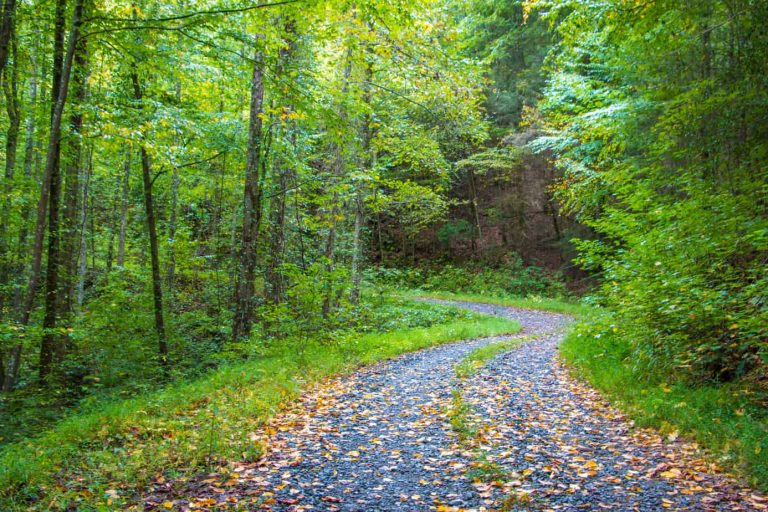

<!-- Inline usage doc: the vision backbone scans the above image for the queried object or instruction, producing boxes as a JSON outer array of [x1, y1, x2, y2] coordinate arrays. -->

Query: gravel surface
[[147, 301, 765, 511]]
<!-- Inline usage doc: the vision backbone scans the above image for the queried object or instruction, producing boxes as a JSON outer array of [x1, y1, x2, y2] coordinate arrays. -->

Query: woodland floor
[[144, 302, 767, 511]]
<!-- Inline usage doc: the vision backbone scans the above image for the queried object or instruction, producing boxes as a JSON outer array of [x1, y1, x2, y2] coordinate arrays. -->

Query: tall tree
[[39, 0, 85, 380], [59, 12, 89, 323], [20, 0, 67, 327], [232, 35, 267, 341], [131, 70, 169, 368]]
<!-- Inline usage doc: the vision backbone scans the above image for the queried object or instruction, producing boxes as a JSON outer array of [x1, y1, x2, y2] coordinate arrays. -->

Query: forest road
[[147, 301, 764, 511]]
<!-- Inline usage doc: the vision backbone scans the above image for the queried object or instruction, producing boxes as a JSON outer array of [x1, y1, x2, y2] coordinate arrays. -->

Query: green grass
[[395, 288, 592, 317], [449, 339, 520, 442], [0, 303, 519, 511], [454, 336, 527, 379], [560, 311, 768, 491], [447, 389, 478, 442]]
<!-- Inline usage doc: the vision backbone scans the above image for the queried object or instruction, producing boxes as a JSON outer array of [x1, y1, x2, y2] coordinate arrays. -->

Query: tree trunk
[[166, 166, 179, 292], [265, 21, 296, 305], [39, 0, 84, 381], [0, 0, 17, 81], [116, 145, 131, 267], [75, 145, 91, 308], [1, 26, 20, 312], [468, 167, 482, 249], [13, 34, 37, 315], [131, 70, 169, 368], [321, 51, 352, 319], [20, 0, 67, 327], [0, 64, 15, 386], [349, 56, 374, 305], [59, 24, 88, 321], [166, 82, 182, 295], [265, 162, 288, 304], [232, 41, 266, 341], [349, 192, 364, 304], [3, 37, 36, 391]]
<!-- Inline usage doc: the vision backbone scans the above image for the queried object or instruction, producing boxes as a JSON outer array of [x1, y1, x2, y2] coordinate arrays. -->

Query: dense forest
[[0, 0, 766, 509]]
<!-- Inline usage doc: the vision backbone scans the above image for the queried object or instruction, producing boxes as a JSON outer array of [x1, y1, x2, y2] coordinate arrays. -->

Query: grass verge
[[560, 311, 768, 491], [0, 304, 519, 511]]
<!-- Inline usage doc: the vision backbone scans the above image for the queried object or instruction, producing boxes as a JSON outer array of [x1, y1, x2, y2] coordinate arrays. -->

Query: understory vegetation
[[371, 256, 567, 299]]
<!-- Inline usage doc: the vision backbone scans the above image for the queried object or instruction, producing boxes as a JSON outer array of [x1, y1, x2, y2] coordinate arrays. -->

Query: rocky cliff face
[[416, 131, 593, 280]]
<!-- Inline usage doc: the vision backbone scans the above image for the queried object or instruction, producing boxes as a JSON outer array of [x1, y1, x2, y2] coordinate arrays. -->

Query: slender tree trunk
[[293, 173, 307, 272], [265, 163, 288, 304], [468, 167, 482, 243], [265, 20, 296, 305], [232, 40, 266, 341], [0, 45, 17, 387], [349, 192, 364, 304], [0, 0, 17, 81], [20, 0, 67, 327], [1, 26, 20, 312], [377, 211, 384, 264], [3, 37, 36, 391], [349, 56, 374, 305], [75, 146, 91, 308], [59, 25, 88, 322], [166, 82, 182, 295], [39, 0, 84, 381], [116, 145, 131, 267], [166, 166, 179, 292], [211, 150, 225, 244], [131, 71, 169, 367], [321, 52, 352, 319], [13, 36, 37, 315]]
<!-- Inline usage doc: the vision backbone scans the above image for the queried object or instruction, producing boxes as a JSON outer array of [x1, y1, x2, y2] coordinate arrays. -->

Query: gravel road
[[146, 301, 764, 511]]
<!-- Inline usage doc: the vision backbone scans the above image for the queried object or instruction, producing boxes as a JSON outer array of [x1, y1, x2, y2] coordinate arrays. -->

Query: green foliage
[[455, 147, 523, 179], [562, 312, 768, 490], [456, 0, 553, 128], [437, 219, 476, 246], [0, 0, 494, 458], [532, 0, 768, 382]]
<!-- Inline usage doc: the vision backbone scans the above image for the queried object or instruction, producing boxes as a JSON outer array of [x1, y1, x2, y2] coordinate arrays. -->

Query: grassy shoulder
[[395, 288, 591, 317], [0, 300, 519, 510], [560, 311, 768, 491]]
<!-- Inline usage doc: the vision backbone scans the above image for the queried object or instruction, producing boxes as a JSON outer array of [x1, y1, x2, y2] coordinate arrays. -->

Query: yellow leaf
[[660, 468, 682, 479]]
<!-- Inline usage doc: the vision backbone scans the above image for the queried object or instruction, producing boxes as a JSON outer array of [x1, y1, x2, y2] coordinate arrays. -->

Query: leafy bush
[[534, 0, 768, 383]]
